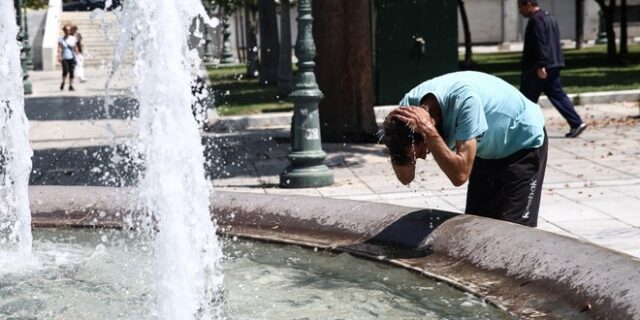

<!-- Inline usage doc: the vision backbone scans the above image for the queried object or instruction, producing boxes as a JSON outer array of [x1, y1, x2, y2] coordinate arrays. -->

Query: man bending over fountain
[[382, 71, 547, 227]]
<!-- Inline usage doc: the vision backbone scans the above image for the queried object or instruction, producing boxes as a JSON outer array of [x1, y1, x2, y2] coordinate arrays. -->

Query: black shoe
[[60, 83, 64, 90], [565, 123, 587, 138], [69, 86, 75, 91]]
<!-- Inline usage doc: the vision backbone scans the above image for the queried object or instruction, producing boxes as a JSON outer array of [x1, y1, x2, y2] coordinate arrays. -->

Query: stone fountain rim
[[28, 185, 640, 320]]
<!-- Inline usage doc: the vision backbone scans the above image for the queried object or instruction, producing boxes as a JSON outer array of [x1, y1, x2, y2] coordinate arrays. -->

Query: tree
[[258, 0, 279, 85], [313, 0, 377, 142], [594, 0, 618, 61], [277, 0, 293, 98], [619, 0, 628, 58], [23, 0, 48, 9], [244, 1, 259, 78], [211, 0, 259, 77], [458, 0, 474, 69]]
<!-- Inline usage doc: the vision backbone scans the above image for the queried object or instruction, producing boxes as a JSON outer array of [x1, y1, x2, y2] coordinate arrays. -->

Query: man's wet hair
[[382, 117, 424, 166], [518, 0, 538, 6]]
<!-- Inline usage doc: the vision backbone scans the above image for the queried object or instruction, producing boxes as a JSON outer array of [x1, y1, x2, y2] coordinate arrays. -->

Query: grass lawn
[[209, 44, 640, 116], [207, 65, 293, 116], [470, 44, 640, 94]]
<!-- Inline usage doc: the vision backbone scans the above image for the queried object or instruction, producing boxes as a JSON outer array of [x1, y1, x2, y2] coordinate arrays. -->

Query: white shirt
[[58, 35, 77, 60]]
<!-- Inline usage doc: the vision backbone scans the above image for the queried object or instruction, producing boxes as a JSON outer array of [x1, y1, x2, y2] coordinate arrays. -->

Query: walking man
[[383, 71, 547, 227], [518, 0, 587, 138]]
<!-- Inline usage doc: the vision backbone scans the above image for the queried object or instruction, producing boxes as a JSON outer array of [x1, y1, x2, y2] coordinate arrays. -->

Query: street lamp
[[220, 9, 235, 64], [279, 0, 333, 188], [202, 1, 215, 65], [14, 0, 32, 94]]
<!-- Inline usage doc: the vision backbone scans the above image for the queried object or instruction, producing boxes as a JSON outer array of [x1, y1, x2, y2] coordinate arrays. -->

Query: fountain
[[0, 0, 34, 266], [109, 0, 223, 318], [2, 0, 640, 319]]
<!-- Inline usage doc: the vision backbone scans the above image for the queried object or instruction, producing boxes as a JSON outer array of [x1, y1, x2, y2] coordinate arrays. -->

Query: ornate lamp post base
[[23, 81, 32, 94], [280, 163, 334, 188]]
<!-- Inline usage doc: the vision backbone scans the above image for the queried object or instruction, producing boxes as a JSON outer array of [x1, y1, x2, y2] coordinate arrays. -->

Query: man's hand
[[388, 106, 439, 139], [537, 67, 547, 79]]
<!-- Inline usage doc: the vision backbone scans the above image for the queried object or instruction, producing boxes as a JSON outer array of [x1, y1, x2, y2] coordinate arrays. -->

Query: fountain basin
[[28, 186, 640, 319], [1, 228, 511, 319]]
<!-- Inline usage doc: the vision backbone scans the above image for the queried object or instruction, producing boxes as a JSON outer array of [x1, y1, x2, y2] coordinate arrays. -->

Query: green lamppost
[[220, 10, 235, 64], [595, 10, 608, 44], [22, 6, 34, 71], [14, 0, 32, 94], [279, 0, 333, 188], [202, 1, 215, 65]]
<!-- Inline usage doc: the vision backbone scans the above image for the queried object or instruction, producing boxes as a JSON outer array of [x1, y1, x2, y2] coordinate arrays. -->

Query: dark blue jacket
[[521, 10, 565, 72]]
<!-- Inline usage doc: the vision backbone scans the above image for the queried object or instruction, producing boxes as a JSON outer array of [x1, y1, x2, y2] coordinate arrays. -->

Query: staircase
[[59, 11, 133, 68]]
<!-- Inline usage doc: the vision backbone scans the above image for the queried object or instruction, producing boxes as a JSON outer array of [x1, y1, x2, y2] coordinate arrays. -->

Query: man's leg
[[68, 60, 76, 90], [520, 71, 544, 103], [61, 60, 69, 90], [495, 133, 548, 227], [465, 158, 502, 221], [543, 68, 583, 129]]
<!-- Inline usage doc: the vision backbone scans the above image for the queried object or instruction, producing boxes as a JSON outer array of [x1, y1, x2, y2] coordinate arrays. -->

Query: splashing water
[[0, 1, 34, 260], [113, 0, 223, 318]]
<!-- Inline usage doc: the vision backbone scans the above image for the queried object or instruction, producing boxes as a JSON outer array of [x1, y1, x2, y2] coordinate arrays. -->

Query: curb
[[205, 89, 640, 132]]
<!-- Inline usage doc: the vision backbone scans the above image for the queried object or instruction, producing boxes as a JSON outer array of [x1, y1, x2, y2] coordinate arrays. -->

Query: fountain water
[[111, 0, 223, 318], [0, 0, 34, 263]]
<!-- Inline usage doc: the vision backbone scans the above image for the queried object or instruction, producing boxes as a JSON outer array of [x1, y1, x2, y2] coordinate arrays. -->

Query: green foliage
[[23, 0, 49, 10], [207, 65, 293, 116], [469, 44, 640, 94], [208, 0, 258, 12]]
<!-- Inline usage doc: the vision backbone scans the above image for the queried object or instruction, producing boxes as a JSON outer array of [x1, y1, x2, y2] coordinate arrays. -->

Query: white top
[[58, 35, 77, 60]]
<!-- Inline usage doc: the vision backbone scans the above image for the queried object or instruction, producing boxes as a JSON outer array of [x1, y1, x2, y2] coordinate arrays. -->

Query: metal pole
[[14, 0, 32, 94], [23, 6, 33, 71], [220, 9, 235, 64], [279, 0, 333, 188], [203, 2, 215, 64]]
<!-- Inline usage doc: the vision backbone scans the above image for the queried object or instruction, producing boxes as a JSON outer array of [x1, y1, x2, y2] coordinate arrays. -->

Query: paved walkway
[[24, 67, 640, 258]]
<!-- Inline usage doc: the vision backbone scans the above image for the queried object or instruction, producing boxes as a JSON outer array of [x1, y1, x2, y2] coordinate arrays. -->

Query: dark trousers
[[520, 68, 582, 128], [465, 131, 548, 227], [62, 58, 76, 79]]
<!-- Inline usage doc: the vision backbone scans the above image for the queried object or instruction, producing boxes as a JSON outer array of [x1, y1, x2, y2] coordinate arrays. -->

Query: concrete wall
[[41, 0, 62, 71], [26, 9, 48, 70]]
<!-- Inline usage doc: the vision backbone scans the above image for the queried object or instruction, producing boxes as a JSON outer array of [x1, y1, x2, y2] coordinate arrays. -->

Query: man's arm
[[425, 135, 476, 187], [390, 106, 477, 187], [533, 16, 549, 78]]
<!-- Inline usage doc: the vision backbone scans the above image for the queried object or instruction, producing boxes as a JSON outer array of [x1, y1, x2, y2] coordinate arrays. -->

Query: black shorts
[[62, 59, 76, 78], [465, 131, 548, 227]]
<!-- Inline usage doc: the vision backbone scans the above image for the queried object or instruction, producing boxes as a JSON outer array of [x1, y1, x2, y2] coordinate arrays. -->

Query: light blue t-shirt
[[399, 71, 545, 159]]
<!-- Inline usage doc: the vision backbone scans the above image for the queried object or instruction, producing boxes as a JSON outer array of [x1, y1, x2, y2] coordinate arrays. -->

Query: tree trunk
[[594, 0, 617, 62], [313, 0, 377, 142], [458, 0, 474, 68], [277, 0, 293, 98], [575, 0, 585, 49], [259, 0, 280, 86], [620, 0, 628, 57], [244, 4, 259, 78]]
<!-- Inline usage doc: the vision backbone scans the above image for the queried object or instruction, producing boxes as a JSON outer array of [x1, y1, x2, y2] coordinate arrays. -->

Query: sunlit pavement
[[24, 67, 640, 258]]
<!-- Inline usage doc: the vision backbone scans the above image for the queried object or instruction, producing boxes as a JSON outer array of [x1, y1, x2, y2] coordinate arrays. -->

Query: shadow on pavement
[[29, 129, 387, 186], [25, 96, 139, 121], [30, 145, 142, 186]]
